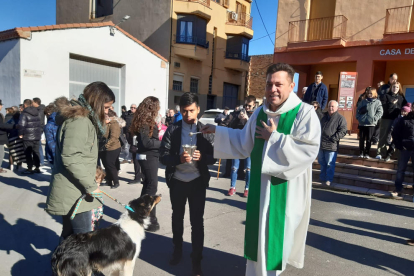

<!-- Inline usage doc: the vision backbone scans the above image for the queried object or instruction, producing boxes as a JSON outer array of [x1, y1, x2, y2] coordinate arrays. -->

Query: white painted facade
[[0, 26, 169, 115]]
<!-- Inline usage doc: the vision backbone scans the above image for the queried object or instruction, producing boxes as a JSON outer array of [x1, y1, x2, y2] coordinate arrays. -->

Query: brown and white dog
[[52, 194, 162, 276]]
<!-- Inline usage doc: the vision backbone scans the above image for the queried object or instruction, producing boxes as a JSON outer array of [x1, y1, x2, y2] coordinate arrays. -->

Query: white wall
[[18, 27, 168, 113], [0, 39, 21, 115]]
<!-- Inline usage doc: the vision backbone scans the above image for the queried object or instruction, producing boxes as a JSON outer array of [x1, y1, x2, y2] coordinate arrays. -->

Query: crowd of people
[[1, 62, 414, 276], [303, 71, 414, 201]]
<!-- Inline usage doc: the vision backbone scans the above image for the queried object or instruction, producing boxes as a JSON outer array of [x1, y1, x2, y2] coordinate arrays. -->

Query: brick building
[[247, 54, 273, 105]]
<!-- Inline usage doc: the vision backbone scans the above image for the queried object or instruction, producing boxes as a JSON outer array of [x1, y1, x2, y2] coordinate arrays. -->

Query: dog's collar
[[125, 205, 135, 213]]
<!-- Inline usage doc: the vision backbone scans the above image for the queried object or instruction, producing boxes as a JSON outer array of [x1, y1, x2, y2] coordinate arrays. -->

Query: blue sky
[[0, 0, 277, 56]]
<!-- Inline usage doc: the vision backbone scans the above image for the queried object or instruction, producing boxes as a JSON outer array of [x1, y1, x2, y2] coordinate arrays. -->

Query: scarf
[[73, 94, 106, 137]]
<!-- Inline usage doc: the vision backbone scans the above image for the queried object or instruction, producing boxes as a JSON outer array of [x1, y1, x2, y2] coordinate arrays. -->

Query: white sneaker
[[375, 155, 382, 160], [364, 155, 370, 159], [358, 154, 364, 158]]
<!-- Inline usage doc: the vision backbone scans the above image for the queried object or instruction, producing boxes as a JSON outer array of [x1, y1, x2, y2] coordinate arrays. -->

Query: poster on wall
[[338, 72, 357, 111]]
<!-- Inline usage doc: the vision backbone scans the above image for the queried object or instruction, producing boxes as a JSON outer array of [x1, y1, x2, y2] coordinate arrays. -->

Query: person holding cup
[[160, 92, 215, 276]]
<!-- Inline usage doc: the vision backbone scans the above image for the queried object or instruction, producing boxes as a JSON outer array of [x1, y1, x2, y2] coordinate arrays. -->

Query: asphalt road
[[0, 161, 413, 276]]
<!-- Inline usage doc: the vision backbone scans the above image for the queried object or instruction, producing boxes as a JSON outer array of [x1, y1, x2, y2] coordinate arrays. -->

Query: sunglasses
[[130, 107, 136, 109]]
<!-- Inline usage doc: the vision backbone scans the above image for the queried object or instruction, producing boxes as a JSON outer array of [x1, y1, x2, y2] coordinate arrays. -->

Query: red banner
[[338, 72, 358, 111]]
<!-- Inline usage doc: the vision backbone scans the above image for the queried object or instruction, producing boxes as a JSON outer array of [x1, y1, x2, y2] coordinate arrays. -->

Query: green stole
[[244, 103, 302, 271]]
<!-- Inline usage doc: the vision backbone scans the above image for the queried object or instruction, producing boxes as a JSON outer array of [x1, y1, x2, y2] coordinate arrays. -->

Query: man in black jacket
[[18, 99, 42, 174], [318, 100, 347, 186], [32, 98, 45, 165], [160, 92, 215, 276]]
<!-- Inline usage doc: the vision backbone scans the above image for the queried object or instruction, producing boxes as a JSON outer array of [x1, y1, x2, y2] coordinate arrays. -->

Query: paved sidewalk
[[0, 161, 413, 276]]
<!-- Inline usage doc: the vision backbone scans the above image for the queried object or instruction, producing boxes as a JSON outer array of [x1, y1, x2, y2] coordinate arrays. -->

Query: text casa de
[[380, 48, 414, 56]]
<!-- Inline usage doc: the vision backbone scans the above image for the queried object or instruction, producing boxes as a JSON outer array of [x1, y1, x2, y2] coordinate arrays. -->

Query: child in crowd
[[91, 166, 106, 231]]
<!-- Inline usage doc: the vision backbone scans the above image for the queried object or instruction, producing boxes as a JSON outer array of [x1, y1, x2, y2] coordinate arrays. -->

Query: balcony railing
[[384, 5, 414, 34], [288, 15, 347, 43], [226, 11, 253, 29], [175, 0, 210, 7], [225, 51, 250, 62], [176, 35, 210, 48]]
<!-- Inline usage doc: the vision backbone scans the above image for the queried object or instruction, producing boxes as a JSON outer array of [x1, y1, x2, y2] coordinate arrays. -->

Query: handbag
[[98, 136, 108, 152]]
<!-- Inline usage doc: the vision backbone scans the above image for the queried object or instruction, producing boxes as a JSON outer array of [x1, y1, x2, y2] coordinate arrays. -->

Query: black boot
[[146, 216, 160, 232], [192, 261, 203, 276], [169, 246, 182, 266]]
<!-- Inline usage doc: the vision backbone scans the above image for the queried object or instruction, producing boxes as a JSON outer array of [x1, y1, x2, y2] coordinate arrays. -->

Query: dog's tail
[[51, 239, 91, 276]]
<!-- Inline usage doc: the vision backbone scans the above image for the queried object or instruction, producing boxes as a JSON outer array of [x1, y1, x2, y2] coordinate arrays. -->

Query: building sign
[[379, 48, 414, 56], [24, 69, 44, 78], [338, 72, 357, 111]]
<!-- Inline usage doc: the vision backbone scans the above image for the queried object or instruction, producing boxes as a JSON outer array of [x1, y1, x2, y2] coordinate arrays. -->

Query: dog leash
[[70, 190, 134, 220]]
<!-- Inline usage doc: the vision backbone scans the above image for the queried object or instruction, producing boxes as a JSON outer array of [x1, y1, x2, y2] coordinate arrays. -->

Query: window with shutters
[[173, 74, 184, 91]]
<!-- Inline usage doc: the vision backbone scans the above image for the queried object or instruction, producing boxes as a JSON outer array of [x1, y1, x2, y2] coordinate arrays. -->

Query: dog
[[52, 194, 162, 276]]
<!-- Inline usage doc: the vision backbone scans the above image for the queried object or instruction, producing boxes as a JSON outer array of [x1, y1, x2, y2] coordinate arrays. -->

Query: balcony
[[174, 0, 212, 21], [287, 15, 347, 50], [225, 11, 254, 38], [174, 35, 209, 61], [224, 52, 250, 72], [385, 5, 414, 34]]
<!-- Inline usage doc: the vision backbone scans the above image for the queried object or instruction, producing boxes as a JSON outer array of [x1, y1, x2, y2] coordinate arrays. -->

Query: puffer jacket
[[160, 120, 216, 188], [37, 104, 46, 127], [356, 98, 383, 126], [320, 112, 347, 152], [18, 106, 42, 141], [392, 112, 414, 151], [44, 112, 59, 164], [381, 91, 407, 120], [45, 102, 101, 216]]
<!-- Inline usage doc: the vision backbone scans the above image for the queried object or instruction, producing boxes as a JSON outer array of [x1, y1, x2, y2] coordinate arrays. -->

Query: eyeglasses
[[130, 107, 136, 109]]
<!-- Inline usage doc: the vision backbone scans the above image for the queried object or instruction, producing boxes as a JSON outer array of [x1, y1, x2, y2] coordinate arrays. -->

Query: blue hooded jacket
[[173, 112, 183, 123], [44, 112, 59, 164]]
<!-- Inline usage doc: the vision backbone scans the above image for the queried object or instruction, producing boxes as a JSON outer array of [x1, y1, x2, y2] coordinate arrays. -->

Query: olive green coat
[[45, 105, 101, 216]]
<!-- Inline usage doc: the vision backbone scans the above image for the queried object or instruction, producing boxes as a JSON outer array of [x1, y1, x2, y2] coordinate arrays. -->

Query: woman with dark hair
[[46, 81, 115, 241], [311, 101, 323, 120], [99, 109, 123, 189], [130, 96, 161, 232], [376, 82, 407, 159]]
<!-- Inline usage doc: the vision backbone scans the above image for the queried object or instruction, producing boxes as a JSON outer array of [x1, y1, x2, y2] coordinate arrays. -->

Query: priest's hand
[[180, 151, 192, 163], [256, 119, 277, 141], [192, 150, 201, 161], [201, 124, 216, 134]]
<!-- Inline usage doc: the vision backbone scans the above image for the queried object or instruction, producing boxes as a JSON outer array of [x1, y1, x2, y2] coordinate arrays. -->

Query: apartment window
[[223, 83, 239, 109], [94, 0, 113, 18], [173, 74, 184, 91], [176, 14, 209, 48], [190, 78, 199, 93], [226, 35, 250, 62]]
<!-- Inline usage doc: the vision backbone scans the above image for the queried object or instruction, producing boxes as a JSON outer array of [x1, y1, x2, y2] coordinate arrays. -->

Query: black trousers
[[60, 210, 92, 241], [23, 140, 40, 170], [372, 120, 381, 143], [359, 126, 375, 155], [138, 155, 159, 218], [170, 177, 206, 263], [132, 152, 144, 181], [99, 148, 121, 186]]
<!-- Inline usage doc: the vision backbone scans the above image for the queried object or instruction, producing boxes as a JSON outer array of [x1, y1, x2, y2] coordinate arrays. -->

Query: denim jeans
[[230, 157, 251, 189], [60, 210, 93, 242], [395, 150, 414, 192], [38, 142, 44, 165], [318, 150, 337, 182]]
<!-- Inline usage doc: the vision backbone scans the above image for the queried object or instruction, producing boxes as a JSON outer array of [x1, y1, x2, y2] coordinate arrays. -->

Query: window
[[173, 74, 184, 91], [176, 14, 209, 48], [190, 78, 199, 93], [94, 0, 113, 18], [226, 35, 250, 62], [223, 83, 239, 109]]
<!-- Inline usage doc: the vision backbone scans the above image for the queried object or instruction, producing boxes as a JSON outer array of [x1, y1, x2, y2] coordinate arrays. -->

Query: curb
[[312, 182, 414, 203]]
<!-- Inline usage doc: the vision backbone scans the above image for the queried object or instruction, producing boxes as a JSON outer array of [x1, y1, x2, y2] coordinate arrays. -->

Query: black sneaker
[[169, 248, 183, 266], [128, 179, 141, 185], [111, 183, 120, 189], [33, 168, 41, 173], [22, 169, 33, 174]]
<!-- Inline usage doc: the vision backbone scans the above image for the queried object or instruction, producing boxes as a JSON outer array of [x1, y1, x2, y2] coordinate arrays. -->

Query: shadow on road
[[0, 175, 49, 196], [306, 231, 412, 275], [140, 232, 246, 276], [312, 189, 414, 218], [0, 213, 59, 276]]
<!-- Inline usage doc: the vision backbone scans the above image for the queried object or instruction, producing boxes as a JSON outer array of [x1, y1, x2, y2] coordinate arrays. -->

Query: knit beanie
[[402, 103, 412, 113]]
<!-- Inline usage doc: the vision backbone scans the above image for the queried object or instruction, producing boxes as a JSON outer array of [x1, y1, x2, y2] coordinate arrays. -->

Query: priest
[[201, 63, 321, 276]]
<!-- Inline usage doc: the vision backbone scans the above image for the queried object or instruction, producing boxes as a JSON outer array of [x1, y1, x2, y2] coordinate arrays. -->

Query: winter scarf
[[74, 94, 106, 137]]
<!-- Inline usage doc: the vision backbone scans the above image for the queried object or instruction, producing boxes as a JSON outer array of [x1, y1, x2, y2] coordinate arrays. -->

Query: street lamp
[[110, 15, 130, 36]]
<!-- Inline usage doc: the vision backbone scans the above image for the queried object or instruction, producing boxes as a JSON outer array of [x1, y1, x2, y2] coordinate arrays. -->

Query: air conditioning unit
[[231, 12, 238, 21]]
